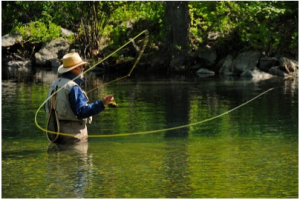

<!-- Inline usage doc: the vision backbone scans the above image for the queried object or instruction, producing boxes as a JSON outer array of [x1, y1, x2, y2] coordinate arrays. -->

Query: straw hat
[[58, 53, 89, 74]]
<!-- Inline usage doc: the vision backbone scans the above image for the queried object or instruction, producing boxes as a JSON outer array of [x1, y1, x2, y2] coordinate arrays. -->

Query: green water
[[2, 72, 298, 198]]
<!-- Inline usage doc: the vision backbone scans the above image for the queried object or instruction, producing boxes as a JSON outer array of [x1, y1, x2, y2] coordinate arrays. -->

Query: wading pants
[[54, 120, 88, 144]]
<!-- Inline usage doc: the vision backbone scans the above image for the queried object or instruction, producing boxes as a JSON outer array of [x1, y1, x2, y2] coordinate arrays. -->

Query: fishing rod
[[35, 30, 149, 137]]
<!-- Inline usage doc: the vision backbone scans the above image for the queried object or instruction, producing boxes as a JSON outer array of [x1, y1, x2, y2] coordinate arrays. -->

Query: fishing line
[[80, 87, 275, 137], [34, 28, 274, 139], [34, 30, 149, 136], [86, 31, 149, 94], [36, 84, 274, 137]]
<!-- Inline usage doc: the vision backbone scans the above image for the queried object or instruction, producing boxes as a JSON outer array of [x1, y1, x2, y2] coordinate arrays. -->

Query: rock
[[215, 57, 226, 70], [240, 67, 273, 79], [61, 28, 74, 37], [35, 38, 70, 67], [269, 66, 288, 77], [35, 48, 54, 65], [50, 58, 61, 68], [2, 34, 22, 47], [232, 51, 261, 73], [219, 55, 233, 74], [279, 57, 298, 73], [258, 57, 278, 72], [196, 68, 215, 75]]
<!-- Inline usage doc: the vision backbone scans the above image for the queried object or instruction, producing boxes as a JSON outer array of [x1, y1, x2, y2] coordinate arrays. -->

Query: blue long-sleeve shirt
[[62, 72, 105, 119]]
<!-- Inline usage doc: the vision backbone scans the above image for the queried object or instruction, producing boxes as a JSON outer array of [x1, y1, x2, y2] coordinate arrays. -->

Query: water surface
[[2, 68, 298, 198]]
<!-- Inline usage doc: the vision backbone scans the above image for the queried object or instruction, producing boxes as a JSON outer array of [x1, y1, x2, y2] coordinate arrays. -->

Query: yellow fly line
[[35, 30, 149, 137], [35, 29, 274, 138], [36, 85, 274, 138]]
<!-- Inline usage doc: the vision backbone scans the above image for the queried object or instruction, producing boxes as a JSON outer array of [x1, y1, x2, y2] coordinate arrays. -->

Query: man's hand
[[101, 95, 114, 106]]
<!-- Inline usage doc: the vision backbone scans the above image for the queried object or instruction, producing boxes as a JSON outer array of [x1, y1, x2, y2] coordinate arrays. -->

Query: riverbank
[[2, 30, 298, 82]]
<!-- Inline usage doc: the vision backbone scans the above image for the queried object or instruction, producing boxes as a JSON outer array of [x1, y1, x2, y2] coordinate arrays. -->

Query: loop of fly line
[[35, 30, 149, 137], [35, 29, 274, 138]]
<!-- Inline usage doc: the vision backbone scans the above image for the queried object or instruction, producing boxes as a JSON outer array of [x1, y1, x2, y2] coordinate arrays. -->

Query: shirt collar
[[61, 72, 84, 85]]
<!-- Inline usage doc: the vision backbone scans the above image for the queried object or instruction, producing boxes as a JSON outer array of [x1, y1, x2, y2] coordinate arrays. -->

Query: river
[[2, 66, 298, 198]]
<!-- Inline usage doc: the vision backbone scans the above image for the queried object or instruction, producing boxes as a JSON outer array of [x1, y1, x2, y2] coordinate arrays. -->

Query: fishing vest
[[46, 77, 92, 124]]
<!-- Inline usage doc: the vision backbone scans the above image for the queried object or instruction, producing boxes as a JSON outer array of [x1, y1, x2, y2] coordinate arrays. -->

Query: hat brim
[[58, 61, 89, 74]]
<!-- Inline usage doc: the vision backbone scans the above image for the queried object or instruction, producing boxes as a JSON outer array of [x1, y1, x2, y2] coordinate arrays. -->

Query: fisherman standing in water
[[45, 52, 114, 144]]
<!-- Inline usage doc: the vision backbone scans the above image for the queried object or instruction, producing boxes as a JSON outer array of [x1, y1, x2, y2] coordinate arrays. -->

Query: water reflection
[[34, 67, 58, 84], [163, 141, 190, 198], [46, 142, 92, 198], [2, 61, 34, 82], [164, 82, 190, 138], [161, 83, 190, 197]]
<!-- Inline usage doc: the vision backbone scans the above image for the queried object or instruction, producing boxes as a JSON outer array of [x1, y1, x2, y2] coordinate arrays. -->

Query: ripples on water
[[2, 67, 298, 198]]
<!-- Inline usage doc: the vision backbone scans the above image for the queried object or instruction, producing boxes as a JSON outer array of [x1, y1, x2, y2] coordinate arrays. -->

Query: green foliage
[[15, 21, 61, 43], [235, 1, 287, 54], [188, 1, 297, 56], [2, 1, 298, 58], [108, 2, 165, 49]]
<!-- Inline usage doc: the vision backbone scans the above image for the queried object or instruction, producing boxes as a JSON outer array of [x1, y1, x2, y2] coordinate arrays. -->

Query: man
[[45, 52, 114, 144]]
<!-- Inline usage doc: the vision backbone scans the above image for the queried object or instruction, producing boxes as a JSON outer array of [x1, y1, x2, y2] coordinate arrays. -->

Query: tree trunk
[[165, 1, 190, 57]]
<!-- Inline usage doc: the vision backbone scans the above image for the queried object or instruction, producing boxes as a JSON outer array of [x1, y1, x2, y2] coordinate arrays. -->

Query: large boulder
[[219, 55, 234, 75], [232, 51, 261, 74], [269, 66, 289, 77], [2, 34, 22, 47], [258, 57, 278, 72], [35, 38, 70, 67]]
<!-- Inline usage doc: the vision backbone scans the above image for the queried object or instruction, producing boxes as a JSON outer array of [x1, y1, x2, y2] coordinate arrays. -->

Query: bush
[[15, 21, 61, 43]]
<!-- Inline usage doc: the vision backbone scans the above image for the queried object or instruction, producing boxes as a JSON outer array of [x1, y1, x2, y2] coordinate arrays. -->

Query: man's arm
[[69, 86, 105, 119]]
